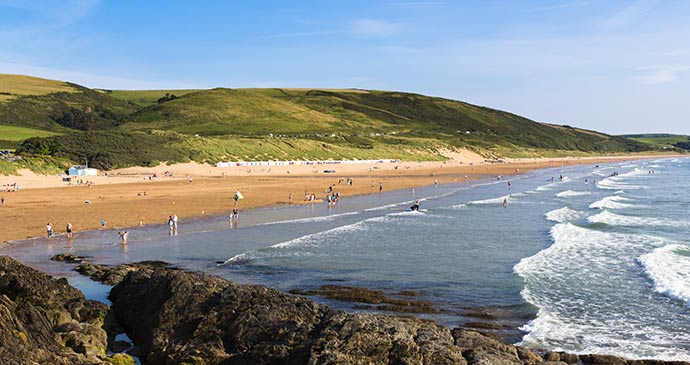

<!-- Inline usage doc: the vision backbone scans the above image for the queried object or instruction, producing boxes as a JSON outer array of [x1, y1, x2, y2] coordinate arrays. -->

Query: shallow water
[[3, 157, 690, 360]]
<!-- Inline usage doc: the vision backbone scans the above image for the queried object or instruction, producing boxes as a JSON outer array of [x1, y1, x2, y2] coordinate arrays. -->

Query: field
[[0, 74, 77, 102], [104, 89, 202, 107], [0, 125, 60, 141], [622, 134, 690, 148]]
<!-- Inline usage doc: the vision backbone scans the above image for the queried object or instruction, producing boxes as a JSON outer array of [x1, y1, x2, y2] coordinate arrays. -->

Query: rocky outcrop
[[75, 260, 169, 285], [3, 256, 689, 365], [0, 255, 109, 364], [110, 268, 467, 364], [107, 267, 690, 365]]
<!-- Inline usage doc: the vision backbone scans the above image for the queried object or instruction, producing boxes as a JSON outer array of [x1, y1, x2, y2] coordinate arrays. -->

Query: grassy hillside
[[0, 125, 60, 141], [103, 89, 202, 107], [621, 134, 690, 149], [0, 74, 77, 102], [0, 74, 654, 171], [0, 74, 139, 133], [121, 88, 648, 153]]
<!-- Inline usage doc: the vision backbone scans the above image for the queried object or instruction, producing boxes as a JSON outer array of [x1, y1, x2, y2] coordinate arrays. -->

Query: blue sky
[[1, 0, 689, 134]]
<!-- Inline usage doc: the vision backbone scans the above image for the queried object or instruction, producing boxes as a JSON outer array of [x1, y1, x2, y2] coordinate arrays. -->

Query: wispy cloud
[[598, 0, 657, 29], [531, 1, 589, 12], [351, 19, 401, 37], [636, 64, 690, 84], [0, 0, 101, 25], [388, 1, 446, 8]]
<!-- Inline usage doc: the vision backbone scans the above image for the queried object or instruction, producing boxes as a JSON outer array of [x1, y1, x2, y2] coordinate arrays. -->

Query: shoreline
[[0, 154, 677, 243]]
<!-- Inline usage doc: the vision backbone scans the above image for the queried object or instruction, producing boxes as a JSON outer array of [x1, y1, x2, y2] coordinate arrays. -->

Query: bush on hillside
[[17, 131, 192, 170]]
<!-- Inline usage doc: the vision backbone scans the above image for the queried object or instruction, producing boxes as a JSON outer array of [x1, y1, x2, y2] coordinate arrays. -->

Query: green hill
[[620, 133, 690, 149], [0, 74, 652, 170], [0, 74, 138, 132]]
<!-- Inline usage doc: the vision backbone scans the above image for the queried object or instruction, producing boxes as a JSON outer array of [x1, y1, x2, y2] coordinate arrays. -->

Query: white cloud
[[598, 0, 657, 29], [351, 19, 401, 37], [636, 64, 690, 84]]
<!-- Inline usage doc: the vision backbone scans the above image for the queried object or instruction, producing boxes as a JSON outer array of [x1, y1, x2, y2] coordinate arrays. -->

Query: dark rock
[[110, 268, 465, 364], [51, 253, 89, 264], [453, 327, 539, 365], [0, 255, 107, 364], [545, 351, 579, 364], [76, 261, 169, 286], [291, 284, 439, 314], [580, 353, 628, 365], [464, 322, 502, 330]]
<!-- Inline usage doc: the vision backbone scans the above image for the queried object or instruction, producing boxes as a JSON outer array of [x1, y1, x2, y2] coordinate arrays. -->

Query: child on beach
[[66, 223, 73, 238], [168, 216, 176, 236], [46, 223, 53, 237], [101, 219, 106, 229]]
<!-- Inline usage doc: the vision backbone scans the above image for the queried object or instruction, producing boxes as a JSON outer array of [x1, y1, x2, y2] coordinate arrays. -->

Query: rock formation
[[2, 255, 689, 365], [0, 255, 108, 364]]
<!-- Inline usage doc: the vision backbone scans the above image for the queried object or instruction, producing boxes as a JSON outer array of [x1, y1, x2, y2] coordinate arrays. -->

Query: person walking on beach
[[234, 190, 243, 206], [66, 223, 73, 239], [172, 214, 178, 234], [168, 216, 175, 236], [46, 223, 53, 237], [379, 182, 383, 192], [288, 193, 293, 204], [230, 208, 239, 227], [100, 219, 106, 229], [1, 196, 4, 206]]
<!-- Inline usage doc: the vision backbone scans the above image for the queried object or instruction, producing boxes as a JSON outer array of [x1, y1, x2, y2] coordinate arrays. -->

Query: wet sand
[[0, 155, 663, 242]]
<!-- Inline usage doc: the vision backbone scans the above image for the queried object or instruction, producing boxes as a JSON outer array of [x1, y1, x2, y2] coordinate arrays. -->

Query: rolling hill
[[0, 73, 652, 170]]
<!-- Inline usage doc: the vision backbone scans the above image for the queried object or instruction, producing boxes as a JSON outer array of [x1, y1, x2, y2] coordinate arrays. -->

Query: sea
[[2, 157, 690, 361]]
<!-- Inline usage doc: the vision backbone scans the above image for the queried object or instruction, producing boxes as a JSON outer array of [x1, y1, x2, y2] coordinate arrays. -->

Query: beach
[[0, 154, 663, 243], [3, 155, 690, 361]]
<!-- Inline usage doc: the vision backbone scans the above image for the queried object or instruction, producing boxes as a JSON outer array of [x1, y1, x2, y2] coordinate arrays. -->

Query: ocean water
[[2, 157, 690, 360]]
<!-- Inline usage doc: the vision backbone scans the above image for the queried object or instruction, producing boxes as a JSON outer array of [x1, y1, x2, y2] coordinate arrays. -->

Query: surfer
[[410, 199, 420, 211]]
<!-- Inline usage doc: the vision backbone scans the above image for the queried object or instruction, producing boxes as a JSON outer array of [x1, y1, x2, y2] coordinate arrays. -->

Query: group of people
[[3, 183, 19, 192], [45, 222, 73, 238]]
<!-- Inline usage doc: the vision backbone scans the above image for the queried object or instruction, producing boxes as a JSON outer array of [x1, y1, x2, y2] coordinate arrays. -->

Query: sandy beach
[[0, 153, 666, 243]]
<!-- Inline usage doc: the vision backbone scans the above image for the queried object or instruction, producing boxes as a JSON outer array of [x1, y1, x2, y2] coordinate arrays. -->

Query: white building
[[68, 165, 98, 176]]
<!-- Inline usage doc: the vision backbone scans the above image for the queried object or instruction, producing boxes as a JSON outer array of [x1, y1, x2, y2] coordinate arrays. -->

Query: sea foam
[[588, 196, 636, 210], [545, 207, 586, 224], [587, 211, 690, 228], [555, 190, 592, 198], [639, 244, 690, 306]]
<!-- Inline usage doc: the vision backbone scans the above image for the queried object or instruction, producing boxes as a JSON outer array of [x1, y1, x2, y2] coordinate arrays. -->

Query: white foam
[[588, 196, 636, 210], [587, 211, 690, 228], [639, 244, 690, 306], [515, 223, 678, 360], [596, 178, 646, 190], [468, 195, 510, 205], [223, 214, 395, 264], [555, 190, 592, 198], [545, 207, 586, 223], [443, 203, 467, 210], [364, 202, 404, 212]]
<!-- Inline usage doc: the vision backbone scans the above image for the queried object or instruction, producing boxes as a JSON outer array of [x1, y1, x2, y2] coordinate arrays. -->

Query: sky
[[1, 0, 689, 135]]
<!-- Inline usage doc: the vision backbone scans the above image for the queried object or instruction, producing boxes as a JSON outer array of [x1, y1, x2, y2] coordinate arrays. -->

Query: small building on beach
[[67, 165, 98, 176]]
